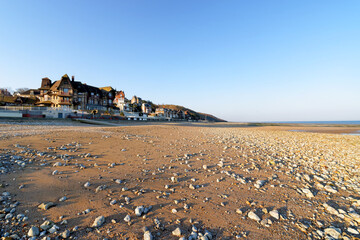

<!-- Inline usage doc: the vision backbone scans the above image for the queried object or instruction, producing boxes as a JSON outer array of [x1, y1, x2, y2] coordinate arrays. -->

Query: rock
[[302, 188, 315, 198], [248, 211, 261, 221], [124, 214, 131, 223], [95, 185, 107, 193], [143, 231, 153, 240], [59, 196, 67, 202], [114, 179, 123, 184], [347, 227, 359, 235], [92, 216, 105, 227], [204, 230, 213, 239], [28, 226, 40, 237], [324, 226, 341, 239], [325, 185, 338, 193], [40, 220, 54, 230], [84, 182, 91, 187], [260, 218, 272, 227], [269, 209, 280, 220], [53, 162, 62, 167], [48, 225, 59, 234], [349, 212, 360, 224], [60, 230, 70, 239], [38, 202, 55, 210], [172, 227, 182, 236], [254, 180, 267, 188], [188, 232, 198, 240], [323, 203, 339, 215], [135, 206, 144, 216]]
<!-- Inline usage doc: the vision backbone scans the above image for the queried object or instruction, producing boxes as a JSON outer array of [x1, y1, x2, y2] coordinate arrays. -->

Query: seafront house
[[141, 103, 152, 114], [37, 74, 115, 111], [113, 90, 129, 112]]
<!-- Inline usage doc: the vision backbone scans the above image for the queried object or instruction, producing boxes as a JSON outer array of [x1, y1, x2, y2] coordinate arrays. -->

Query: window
[[63, 88, 69, 93]]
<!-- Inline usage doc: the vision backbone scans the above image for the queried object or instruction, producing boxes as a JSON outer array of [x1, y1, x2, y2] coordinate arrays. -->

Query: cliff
[[158, 104, 226, 122]]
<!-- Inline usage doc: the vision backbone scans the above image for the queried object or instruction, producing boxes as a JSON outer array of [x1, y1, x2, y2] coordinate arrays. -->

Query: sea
[[266, 121, 360, 125], [265, 121, 360, 136]]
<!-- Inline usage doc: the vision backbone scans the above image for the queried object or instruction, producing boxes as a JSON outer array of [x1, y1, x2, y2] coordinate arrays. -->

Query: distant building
[[141, 103, 152, 114], [114, 90, 129, 111], [0, 89, 12, 96], [131, 95, 142, 105], [17, 89, 40, 99], [155, 107, 185, 119]]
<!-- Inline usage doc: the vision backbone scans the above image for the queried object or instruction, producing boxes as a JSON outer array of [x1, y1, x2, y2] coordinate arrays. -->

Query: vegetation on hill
[[158, 104, 226, 122]]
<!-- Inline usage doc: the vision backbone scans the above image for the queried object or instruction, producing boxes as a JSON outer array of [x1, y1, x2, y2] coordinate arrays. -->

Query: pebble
[[135, 206, 145, 216], [124, 214, 131, 223], [248, 211, 261, 222], [172, 227, 182, 236], [60, 229, 70, 238], [269, 209, 280, 220], [28, 226, 40, 237], [144, 231, 153, 240], [324, 226, 342, 239], [38, 202, 55, 210], [92, 216, 105, 227], [59, 196, 67, 202]]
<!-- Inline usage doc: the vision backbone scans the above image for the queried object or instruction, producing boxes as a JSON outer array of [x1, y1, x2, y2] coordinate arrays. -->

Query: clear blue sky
[[0, 0, 359, 122]]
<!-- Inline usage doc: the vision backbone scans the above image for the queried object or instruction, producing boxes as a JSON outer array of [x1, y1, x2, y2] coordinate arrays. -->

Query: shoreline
[[1, 118, 360, 134]]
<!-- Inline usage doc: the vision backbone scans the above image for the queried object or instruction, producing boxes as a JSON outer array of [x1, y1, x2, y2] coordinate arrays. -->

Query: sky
[[0, 0, 359, 122]]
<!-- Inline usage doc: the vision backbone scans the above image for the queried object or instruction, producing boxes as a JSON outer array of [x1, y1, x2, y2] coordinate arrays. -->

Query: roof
[[100, 86, 114, 92], [72, 81, 103, 96], [49, 80, 61, 91]]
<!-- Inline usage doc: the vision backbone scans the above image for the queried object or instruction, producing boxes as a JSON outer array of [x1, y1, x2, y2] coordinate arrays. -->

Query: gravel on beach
[[0, 121, 359, 239]]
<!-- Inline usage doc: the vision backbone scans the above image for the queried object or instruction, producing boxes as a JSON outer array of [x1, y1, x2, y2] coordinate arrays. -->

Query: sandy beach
[[0, 121, 360, 239]]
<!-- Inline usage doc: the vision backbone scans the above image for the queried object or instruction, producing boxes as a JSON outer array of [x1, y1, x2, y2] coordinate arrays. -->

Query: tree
[[15, 88, 29, 93]]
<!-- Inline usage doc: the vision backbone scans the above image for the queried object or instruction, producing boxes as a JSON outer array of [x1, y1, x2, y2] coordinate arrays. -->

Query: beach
[[0, 121, 360, 239]]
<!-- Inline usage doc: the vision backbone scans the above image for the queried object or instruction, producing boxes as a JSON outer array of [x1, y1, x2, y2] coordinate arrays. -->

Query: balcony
[[59, 99, 71, 105], [59, 91, 72, 96]]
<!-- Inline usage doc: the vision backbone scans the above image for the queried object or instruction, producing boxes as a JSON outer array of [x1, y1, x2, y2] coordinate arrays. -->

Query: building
[[17, 89, 41, 99], [99, 86, 116, 110], [37, 74, 115, 111], [114, 90, 129, 111], [131, 95, 142, 105], [155, 107, 185, 119], [0, 89, 12, 96], [141, 103, 152, 114]]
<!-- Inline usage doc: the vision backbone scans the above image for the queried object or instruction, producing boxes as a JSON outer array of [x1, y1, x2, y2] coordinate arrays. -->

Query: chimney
[[71, 76, 75, 82]]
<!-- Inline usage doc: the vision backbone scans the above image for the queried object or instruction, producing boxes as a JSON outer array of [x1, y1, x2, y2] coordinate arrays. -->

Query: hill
[[158, 104, 226, 122]]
